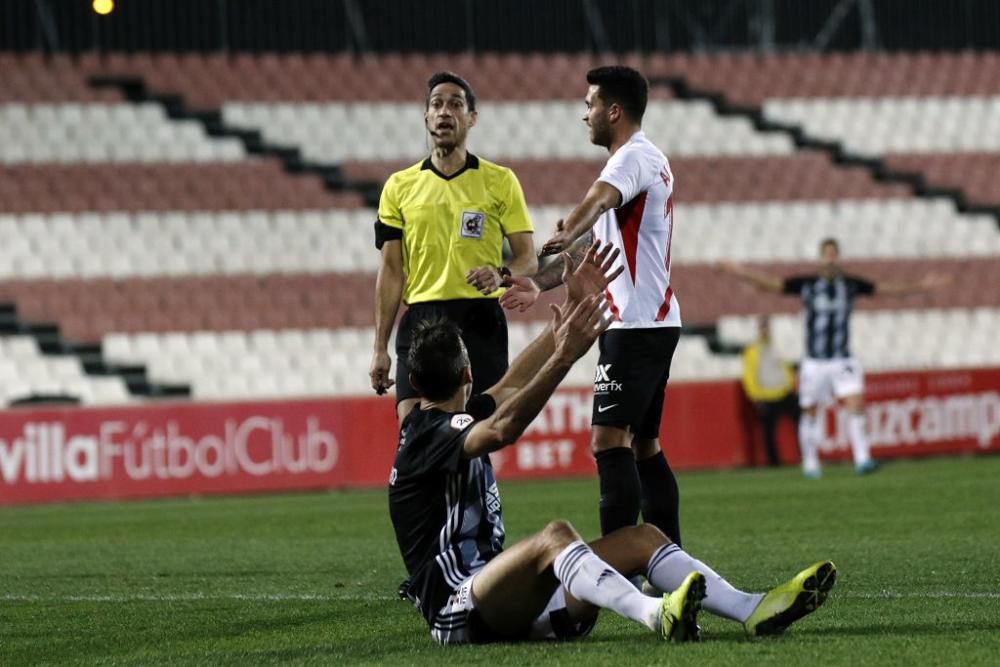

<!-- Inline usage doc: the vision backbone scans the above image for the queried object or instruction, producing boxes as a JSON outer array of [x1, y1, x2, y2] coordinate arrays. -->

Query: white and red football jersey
[[593, 130, 679, 329]]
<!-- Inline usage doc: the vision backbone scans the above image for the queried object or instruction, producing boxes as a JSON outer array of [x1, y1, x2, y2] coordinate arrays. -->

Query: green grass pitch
[[2, 455, 999, 665]]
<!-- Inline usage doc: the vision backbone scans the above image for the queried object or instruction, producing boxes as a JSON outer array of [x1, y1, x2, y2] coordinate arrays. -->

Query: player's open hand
[[499, 276, 540, 312], [550, 294, 611, 362], [539, 218, 570, 257], [563, 240, 623, 304], [466, 266, 503, 294], [369, 350, 394, 395]]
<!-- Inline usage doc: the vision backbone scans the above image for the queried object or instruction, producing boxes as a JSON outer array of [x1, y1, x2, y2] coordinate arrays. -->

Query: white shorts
[[798, 357, 865, 409], [430, 573, 597, 645]]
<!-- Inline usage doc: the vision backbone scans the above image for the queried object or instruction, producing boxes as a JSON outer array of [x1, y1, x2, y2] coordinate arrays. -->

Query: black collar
[[421, 153, 479, 181]]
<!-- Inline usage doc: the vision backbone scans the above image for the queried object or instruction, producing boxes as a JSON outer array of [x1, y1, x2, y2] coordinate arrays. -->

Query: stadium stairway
[[0, 301, 189, 406], [87, 74, 383, 207], [649, 60, 1000, 225]]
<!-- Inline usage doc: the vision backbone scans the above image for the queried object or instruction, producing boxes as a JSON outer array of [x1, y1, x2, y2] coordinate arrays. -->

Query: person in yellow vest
[[741, 317, 799, 467], [369, 71, 537, 423]]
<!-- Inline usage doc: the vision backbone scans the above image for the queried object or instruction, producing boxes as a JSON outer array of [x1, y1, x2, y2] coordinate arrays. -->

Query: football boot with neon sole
[[743, 561, 837, 637], [660, 571, 706, 642]]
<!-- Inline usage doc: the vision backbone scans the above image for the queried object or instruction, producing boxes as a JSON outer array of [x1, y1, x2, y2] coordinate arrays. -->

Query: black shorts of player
[[592, 327, 681, 439], [394, 298, 508, 404]]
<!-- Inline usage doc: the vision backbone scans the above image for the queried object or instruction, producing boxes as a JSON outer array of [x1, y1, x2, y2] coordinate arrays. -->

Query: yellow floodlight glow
[[92, 0, 115, 16]]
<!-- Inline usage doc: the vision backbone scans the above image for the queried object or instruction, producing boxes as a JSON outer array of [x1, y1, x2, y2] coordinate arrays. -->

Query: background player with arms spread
[[501, 66, 685, 548], [390, 242, 837, 645], [370, 71, 538, 423], [720, 238, 948, 478]]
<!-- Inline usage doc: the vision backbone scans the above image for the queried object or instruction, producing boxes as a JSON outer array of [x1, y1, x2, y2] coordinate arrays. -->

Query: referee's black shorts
[[591, 327, 681, 440], [394, 298, 508, 403]]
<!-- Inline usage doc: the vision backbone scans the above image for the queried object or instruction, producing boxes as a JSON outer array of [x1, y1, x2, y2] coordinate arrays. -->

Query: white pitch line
[[1, 591, 998, 603]]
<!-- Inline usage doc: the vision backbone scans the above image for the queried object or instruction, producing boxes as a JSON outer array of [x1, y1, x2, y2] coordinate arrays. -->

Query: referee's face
[[425, 83, 476, 150]]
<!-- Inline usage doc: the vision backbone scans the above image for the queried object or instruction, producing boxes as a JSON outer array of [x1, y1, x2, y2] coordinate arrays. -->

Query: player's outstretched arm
[[717, 260, 784, 293], [540, 181, 621, 256], [875, 272, 952, 296], [490, 240, 620, 401], [462, 294, 610, 459], [370, 239, 405, 394], [499, 230, 595, 312]]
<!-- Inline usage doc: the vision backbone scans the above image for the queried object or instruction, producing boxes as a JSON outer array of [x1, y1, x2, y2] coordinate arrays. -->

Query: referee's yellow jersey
[[378, 153, 533, 304]]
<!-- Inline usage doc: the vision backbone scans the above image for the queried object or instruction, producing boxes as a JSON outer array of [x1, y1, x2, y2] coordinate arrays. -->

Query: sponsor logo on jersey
[[450, 414, 474, 430], [459, 211, 486, 239]]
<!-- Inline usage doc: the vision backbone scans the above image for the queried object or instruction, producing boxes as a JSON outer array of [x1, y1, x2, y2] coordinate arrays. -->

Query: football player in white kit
[[720, 239, 948, 478], [501, 66, 686, 547]]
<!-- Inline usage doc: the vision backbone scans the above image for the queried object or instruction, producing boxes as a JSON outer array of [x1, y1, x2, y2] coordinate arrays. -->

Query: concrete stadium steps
[[95, 304, 1000, 400], [0, 334, 131, 407], [718, 308, 1000, 372], [1, 198, 995, 280], [0, 53, 123, 103], [76, 51, 646, 105], [762, 97, 1000, 156], [0, 162, 362, 213], [884, 153, 1000, 208], [656, 51, 1000, 106], [222, 100, 793, 162], [0, 103, 245, 164], [0, 257, 996, 343], [29, 51, 999, 107]]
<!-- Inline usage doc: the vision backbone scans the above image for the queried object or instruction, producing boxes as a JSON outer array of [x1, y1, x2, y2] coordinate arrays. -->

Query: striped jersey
[[593, 130, 680, 329], [783, 274, 875, 359], [388, 400, 505, 630]]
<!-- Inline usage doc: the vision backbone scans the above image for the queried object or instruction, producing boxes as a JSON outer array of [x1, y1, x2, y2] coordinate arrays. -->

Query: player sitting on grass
[[388, 241, 837, 644]]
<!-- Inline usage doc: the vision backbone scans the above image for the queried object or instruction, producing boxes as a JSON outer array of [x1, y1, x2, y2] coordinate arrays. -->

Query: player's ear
[[408, 372, 423, 396], [468, 110, 477, 128], [462, 365, 473, 386], [609, 103, 622, 124]]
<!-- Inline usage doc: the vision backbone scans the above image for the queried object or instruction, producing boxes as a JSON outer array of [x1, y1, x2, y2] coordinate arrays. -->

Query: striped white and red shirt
[[594, 130, 679, 329]]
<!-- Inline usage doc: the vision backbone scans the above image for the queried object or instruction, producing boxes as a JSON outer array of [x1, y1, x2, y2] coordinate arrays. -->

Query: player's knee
[[636, 522, 668, 544], [591, 427, 631, 454], [542, 519, 579, 546]]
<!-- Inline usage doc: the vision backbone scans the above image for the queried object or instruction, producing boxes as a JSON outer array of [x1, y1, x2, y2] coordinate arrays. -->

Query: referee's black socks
[[636, 450, 682, 548], [595, 447, 641, 536]]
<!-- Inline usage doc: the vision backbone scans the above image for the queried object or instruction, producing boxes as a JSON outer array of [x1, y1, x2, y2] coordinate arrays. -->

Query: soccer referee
[[370, 71, 537, 422]]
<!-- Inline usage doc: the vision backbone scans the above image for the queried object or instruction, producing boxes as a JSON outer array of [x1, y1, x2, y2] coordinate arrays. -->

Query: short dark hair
[[426, 71, 477, 112], [820, 237, 840, 253], [407, 318, 468, 401], [586, 66, 648, 122]]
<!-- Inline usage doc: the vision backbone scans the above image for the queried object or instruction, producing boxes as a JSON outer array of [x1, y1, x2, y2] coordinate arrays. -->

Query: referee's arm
[[370, 238, 404, 394]]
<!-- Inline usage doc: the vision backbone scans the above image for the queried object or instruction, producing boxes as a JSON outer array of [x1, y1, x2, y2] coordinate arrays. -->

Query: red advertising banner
[[2, 367, 998, 505], [814, 367, 1000, 461]]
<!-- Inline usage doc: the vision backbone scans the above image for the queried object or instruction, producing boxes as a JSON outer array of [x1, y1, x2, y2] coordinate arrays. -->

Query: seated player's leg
[[832, 358, 876, 473], [743, 561, 838, 636], [471, 520, 686, 641], [573, 525, 836, 638]]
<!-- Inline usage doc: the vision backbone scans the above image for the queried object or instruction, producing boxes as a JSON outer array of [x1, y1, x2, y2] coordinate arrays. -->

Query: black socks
[[636, 450, 682, 548], [595, 447, 641, 536]]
